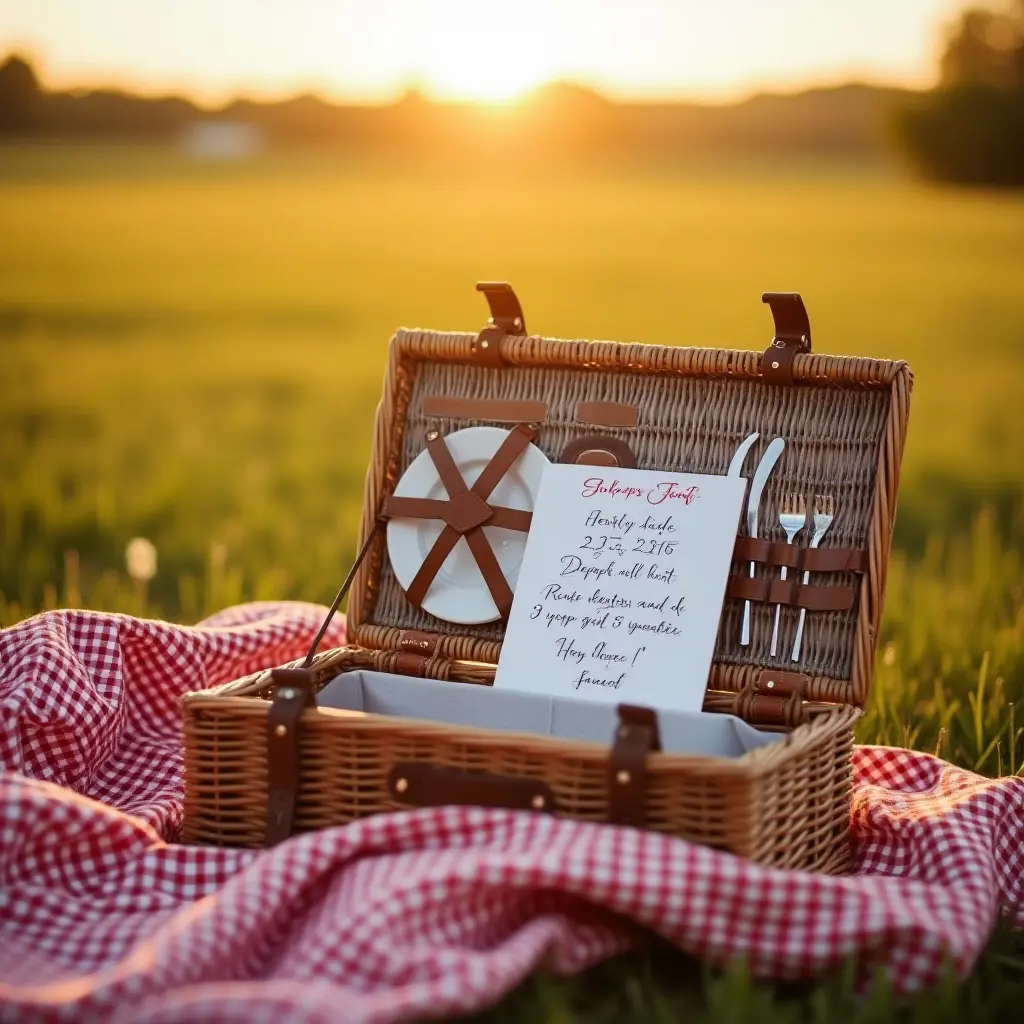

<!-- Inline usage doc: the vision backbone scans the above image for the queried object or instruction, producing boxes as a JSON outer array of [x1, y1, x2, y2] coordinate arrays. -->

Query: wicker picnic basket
[[182, 284, 911, 873]]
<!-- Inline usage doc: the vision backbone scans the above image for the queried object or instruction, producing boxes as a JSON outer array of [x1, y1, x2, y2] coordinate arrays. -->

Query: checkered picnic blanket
[[1, 604, 1022, 1023]]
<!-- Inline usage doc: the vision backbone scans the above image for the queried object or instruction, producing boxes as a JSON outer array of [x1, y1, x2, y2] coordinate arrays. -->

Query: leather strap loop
[[608, 705, 661, 828], [754, 669, 808, 698], [761, 342, 798, 385], [265, 668, 317, 847], [725, 575, 856, 611], [731, 537, 867, 574]]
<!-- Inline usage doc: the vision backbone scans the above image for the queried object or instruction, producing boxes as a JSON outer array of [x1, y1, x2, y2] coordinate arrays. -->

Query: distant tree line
[[894, 1, 1024, 184], [0, 52, 908, 162]]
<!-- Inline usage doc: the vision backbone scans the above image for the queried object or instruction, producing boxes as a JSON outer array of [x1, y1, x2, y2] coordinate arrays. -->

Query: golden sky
[[0, 0, 965, 104]]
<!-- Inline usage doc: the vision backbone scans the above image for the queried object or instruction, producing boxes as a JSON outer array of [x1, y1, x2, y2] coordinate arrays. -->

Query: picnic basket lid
[[335, 284, 911, 714]]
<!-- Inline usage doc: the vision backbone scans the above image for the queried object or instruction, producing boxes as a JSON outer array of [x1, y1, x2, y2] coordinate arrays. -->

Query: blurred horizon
[[0, 0, 964, 106]]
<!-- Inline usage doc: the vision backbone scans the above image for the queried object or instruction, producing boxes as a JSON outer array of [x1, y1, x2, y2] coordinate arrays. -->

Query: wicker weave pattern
[[183, 676, 857, 873]]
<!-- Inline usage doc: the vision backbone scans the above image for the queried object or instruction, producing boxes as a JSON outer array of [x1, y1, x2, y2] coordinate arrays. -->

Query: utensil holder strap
[[733, 537, 867, 573], [726, 575, 856, 612]]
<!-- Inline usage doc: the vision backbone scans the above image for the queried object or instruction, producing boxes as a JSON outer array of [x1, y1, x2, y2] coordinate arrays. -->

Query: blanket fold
[[1, 604, 1021, 1023]]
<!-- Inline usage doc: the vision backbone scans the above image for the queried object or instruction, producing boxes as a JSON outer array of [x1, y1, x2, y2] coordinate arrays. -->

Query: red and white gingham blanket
[[1, 604, 1022, 1023]]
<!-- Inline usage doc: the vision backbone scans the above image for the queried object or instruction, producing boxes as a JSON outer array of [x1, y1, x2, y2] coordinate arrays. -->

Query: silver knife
[[740, 437, 786, 646], [727, 432, 759, 479]]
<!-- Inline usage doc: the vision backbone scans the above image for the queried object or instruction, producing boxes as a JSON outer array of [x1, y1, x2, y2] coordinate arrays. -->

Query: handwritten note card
[[494, 464, 746, 712]]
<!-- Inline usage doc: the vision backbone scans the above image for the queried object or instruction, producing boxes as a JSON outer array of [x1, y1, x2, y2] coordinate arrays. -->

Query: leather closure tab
[[762, 292, 811, 350], [476, 281, 527, 334], [399, 630, 438, 656], [265, 668, 317, 848], [387, 762, 556, 813], [755, 669, 808, 699], [559, 436, 639, 469], [760, 292, 811, 387], [608, 705, 661, 828], [472, 282, 527, 368]]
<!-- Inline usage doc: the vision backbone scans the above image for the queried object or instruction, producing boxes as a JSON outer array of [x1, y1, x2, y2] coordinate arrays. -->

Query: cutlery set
[[728, 433, 836, 663]]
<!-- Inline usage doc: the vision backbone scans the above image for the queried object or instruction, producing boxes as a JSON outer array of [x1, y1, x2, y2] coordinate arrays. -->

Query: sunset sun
[[410, 0, 563, 103]]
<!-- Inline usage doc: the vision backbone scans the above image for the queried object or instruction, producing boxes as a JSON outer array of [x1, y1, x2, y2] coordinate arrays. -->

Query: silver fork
[[790, 494, 836, 663], [771, 494, 806, 657]]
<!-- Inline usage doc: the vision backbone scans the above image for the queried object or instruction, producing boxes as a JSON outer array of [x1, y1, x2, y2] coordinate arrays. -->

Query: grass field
[[2, 144, 1023, 1019]]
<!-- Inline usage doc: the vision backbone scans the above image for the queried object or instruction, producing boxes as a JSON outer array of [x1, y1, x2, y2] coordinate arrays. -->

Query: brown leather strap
[[426, 430, 471, 500], [469, 424, 536, 498], [463, 525, 515, 618], [608, 705, 661, 828], [759, 292, 811, 387], [391, 652, 430, 677], [422, 396, 548, 424], [265, 668, 317, 847], [405, 525, 461, 608], [575, 402, 640, 428], [399, 630, 439, 655], [472, 282, 527, 367], [726, 575, 856, 612], [559, 436, 639, 469], [754, 669, 808, 698], [476, 281, 527, 333], [800, 547, 869, 573], [387, 763, 556, 813], [732, 537, 867, 574], [383, 497, 533, 533], [748, 693, 793, 727]]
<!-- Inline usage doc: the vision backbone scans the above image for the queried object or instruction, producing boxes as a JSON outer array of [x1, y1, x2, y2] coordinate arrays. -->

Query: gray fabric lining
[[317, 669, 781, 759]]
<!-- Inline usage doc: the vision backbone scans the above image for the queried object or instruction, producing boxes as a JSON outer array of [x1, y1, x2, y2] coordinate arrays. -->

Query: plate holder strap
[[608, 704, 662, 827], [392, 424, 538, 620]]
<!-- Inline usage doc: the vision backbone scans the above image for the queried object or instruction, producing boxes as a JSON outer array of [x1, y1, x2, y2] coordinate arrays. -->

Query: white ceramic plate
[[386, 426, 549, 624]]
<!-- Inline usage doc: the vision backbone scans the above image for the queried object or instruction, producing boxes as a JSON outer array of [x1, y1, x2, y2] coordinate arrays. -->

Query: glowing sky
[[0, 0, 966, 104]]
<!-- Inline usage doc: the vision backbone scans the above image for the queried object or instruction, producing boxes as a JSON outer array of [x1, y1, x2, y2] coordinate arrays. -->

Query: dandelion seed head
[[126, 538, 157, 582]]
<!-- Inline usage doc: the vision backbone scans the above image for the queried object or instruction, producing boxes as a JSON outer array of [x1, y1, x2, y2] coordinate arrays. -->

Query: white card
[[494, 464, 746, 712]]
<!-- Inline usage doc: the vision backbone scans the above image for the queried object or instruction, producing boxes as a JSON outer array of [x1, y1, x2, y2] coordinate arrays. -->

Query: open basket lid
[[326, 284, 911, 714]]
